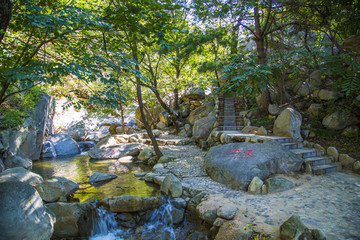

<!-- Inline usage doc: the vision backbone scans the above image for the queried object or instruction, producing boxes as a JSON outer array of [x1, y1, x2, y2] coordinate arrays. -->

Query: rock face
[[322, 111, 359, 130], [88, 143, 142, 160], [98, 195, 164, 213], [0, 181, 55, 240], [89, 172, 117, 184], [0, 167, 43, 186], [204, 142, 303, 190], [193, 114, 216, 140], [4, 155, 32, 169], [46, 202, 94, 239], [264, 177, 295, 193], [160, 173, 183, 197], [35, 176, 79, 202], [187, 101, 215, 125], [273, 107, 303, 141]]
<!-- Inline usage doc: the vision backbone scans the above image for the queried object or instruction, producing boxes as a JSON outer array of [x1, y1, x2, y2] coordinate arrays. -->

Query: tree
[[0, 0, 11, 44]]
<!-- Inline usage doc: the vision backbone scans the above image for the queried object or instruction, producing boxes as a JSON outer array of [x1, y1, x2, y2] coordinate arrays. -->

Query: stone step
[[312, 164, 338, 175], [290, 148, 324, 159], [281, 142, 303, 150], [275, 137, 293, 143], [304, 157, 327, 166], [218, 126, 242, 131]]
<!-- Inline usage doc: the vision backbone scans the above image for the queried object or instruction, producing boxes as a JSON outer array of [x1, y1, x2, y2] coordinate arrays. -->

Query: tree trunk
[[0, 0, 11, 45], [132, 50, 162, 158], [254, 6, 271, 112], [152, 87, 181, 133], [173, 65, 180, 110], [119, 100, 126, 133]]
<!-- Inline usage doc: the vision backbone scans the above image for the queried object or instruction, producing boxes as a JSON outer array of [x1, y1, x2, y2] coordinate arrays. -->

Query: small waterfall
[[140, 198, 176, 240], [90, 197, 176, 240]]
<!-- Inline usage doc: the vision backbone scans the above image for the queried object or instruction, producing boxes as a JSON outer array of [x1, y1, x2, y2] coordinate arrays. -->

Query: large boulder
[[159, 110, 171, 127], [48, 134, 80, 156], [98, 195, 164, 213], [294, 81, 313, 96], [182, 87, 206, 101], [0, 167, 43, 186], [193, 114, 217, 140], [322, 111, 359, 130], [46, 202, 94, 239], [273, 107, 303, 141], [204, 142, 303, 190], [35, 176, 79, 202], [0, 181, 55, 240], [4, 155, 32, 170], [187, 101, 215, 125], [88, 143, 142, 160]]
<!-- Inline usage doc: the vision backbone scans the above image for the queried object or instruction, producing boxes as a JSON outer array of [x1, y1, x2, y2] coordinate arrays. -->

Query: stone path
[[159, 139, 360, 240]]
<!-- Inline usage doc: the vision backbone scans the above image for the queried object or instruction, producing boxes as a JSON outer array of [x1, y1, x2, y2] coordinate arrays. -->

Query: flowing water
[[32, 154, 161, 202]]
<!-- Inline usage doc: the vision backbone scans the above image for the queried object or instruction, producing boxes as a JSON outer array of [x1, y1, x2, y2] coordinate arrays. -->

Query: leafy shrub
[[0, 109, 26, 129]]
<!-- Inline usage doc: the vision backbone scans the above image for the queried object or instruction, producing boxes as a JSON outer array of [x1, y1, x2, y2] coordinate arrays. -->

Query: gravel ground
[[158, 136, 360, 240]]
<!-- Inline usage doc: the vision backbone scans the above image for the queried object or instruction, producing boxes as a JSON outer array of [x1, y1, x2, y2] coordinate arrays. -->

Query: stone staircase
[[217, 95, 246, 131], [218, 132, 340, 175]]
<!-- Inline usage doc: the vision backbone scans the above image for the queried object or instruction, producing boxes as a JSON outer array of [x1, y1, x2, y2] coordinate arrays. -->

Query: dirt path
[[160, 139, 360, 240]]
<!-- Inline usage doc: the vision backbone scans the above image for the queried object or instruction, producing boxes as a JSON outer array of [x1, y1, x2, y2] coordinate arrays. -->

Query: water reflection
[[32, 155, 161, 202]]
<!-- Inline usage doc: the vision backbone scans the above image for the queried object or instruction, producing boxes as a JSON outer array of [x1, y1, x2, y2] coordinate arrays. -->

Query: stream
[[32, 154, 161, 202]]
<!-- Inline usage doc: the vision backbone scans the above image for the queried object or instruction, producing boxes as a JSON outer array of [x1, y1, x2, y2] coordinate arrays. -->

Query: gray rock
[[138, 148, 155, 162], [117, 213, 136, 228], [215, 220, 252, 240], [354, 161, 360, 171], [186, 231, 208, 240], [0, 181, 55, 240], [4, 155, 32, 170], [88, 143, 142, 160], [187, 192, 206, 213], [327, 147, 339, 161], [217, 204, 237, 220], [35, 176, 79, 202], [213, 217, 227, 227], [193, 114, 217, 140], [0, 158, 4, 173], [0, 167, 43, 186], [159, 110, 171, 126], [265, 177, 295, 193], [182, 87, 206, 101], [204, 142, 303, 190], [187, 101, 215, 125], [158, 155, 177, 163], [48, 134, 80, 156], [181, 108, 191, 118], [161, 173, 182, 198], [171, 207, 185, 224], [339, 154, 356, 169], [247, 176, 263, 194], [89, 172, 117, 184], [153, 175, 166, 185], [322, 111, 359, 130], [313, 89, 343, 101], [41, 140, 57, 158], [307, 104, 323, 117], [268, 103, 280, 115], [156, 121, 168, 130], [78, 141, 96, 152], [46, 202, 94, 239], [196, 202, 217, 224], [144, 173, 159, 183], [294, 81, 313, 96], [280, 215, 308, 240], [98, 195, 164, 212], [273, 107, 303, 141], [171, 198, 187, 209], [309, 70, 323, 86]]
